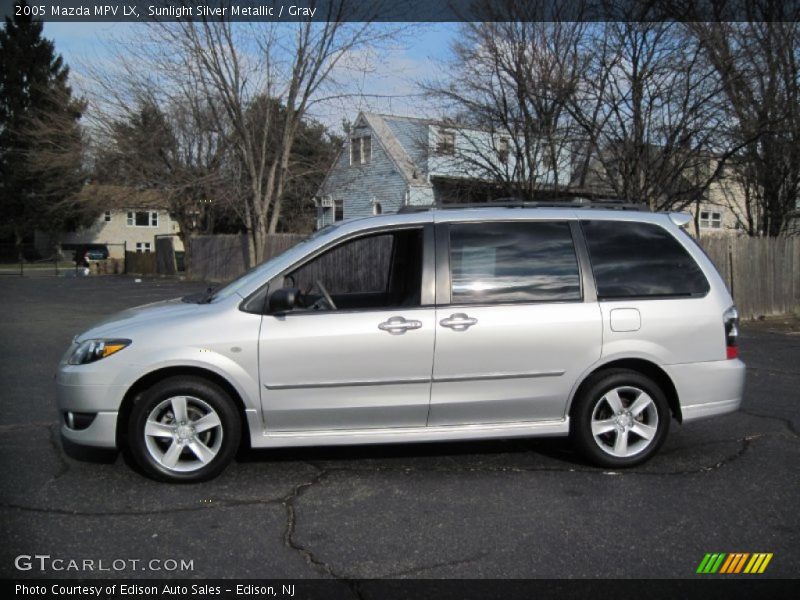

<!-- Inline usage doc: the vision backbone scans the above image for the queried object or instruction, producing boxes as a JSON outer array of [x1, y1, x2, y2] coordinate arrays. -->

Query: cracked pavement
[[0, 277, 798, 579]]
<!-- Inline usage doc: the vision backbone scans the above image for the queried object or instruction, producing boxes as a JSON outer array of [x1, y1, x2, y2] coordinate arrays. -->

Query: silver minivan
[[56, 206, 745, 482]]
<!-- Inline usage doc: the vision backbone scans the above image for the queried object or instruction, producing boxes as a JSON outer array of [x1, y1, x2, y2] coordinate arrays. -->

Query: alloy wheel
[[143, 395, 224, 473], [590, 386, 659, 458]]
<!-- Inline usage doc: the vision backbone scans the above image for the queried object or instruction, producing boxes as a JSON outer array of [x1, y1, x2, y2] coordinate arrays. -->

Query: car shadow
[[60, 435, 119, 464]]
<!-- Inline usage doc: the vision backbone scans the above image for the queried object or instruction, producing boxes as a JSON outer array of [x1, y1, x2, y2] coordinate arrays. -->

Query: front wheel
[[570, 369, 670, 468], [127, 376, 241, 482]]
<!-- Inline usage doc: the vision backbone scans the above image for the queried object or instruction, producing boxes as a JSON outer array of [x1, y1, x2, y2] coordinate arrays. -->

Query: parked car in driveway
[[56, 202, 745, 482], [71, 244, 110, 262]]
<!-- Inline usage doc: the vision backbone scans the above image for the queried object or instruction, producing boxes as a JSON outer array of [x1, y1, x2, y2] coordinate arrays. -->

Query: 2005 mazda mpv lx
[[57, 204, 745, 482]]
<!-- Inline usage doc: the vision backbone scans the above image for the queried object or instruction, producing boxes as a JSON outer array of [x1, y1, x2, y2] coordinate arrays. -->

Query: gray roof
[[359, 113, 430, 188]]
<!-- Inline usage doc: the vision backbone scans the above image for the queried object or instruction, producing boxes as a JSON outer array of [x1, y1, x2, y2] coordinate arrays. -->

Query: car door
[[258, 225, 436, 432], [429, 220, 602, 426]]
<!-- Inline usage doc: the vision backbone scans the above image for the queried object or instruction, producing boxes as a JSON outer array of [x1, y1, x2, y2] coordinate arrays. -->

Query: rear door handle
[[378, 316, 422, 335], [439, 313, 478, 331]]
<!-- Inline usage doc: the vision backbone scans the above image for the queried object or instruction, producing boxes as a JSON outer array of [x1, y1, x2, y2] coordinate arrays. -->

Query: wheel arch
[[116, 366, 251, 449], [567, 358, 682, 423]]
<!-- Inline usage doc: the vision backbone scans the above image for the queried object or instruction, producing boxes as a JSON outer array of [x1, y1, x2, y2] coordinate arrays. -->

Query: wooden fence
[[700, 236, 800, 319], [190, 234, 304, 282], [189, 233, 800, 320], [125, 251, 157, 275]]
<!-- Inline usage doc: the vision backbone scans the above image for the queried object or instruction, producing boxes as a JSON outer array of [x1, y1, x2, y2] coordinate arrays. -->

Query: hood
[[77, 297, 202, 340]]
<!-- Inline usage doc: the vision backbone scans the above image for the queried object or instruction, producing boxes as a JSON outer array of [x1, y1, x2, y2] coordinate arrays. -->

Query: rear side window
[[448, 221, 581, 304], [581, 220, 710, 299]]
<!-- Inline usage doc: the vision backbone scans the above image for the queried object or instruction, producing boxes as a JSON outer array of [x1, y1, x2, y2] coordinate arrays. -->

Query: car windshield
[[203, 222, 346, 303]]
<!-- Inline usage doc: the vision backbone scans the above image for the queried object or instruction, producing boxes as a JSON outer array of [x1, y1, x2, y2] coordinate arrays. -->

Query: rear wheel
[[127, 376, 240, 482], [570, 369, 670, 468]]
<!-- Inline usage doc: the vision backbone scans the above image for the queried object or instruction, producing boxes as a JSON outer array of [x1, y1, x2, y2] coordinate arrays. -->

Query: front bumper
[[61, 411, 119, 448], [56, 367, 127, 448], [664, 358, 746, 423]]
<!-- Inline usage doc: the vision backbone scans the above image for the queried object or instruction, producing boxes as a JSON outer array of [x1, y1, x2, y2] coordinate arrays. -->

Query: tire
[[127, 376, 241, 483], [570, 369, 670, 468]]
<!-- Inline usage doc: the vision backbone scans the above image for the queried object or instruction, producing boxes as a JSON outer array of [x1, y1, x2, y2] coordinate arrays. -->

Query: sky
[[42, 21, 459, 132]]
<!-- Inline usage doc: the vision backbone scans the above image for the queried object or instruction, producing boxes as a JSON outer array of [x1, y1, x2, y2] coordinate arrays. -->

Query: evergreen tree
[[0, 0, 86, 256]]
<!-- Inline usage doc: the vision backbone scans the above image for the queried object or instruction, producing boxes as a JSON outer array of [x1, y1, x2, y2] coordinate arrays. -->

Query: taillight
[[724, 305, 739, 359]]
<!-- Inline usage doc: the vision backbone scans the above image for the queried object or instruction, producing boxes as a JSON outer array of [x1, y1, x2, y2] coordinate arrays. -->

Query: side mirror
[[268, 287, 300, 314]]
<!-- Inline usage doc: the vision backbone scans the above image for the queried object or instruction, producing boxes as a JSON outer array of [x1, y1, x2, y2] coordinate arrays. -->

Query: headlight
[[68, 339, 131, 365]]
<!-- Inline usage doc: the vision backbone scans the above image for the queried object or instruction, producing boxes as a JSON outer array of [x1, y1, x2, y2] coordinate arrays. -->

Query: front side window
[[285, 228, 423, 311], [581, 220, 710, 299], [448, 221, 582, 305]]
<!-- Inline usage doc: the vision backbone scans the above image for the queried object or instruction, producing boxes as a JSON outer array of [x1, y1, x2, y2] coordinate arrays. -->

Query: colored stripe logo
[[696, 553, 773, 574]]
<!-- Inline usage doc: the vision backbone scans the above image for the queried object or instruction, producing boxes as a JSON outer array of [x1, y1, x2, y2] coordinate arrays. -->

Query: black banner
[[5, 579, 800, 600], [2, 0, 800, 23]]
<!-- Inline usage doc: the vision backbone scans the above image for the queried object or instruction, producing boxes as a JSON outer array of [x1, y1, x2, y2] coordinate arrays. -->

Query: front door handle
[[439, 313, 478, 331], [378, 316, 422, 335]]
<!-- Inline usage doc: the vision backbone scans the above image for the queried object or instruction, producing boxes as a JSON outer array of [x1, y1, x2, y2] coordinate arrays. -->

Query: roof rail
[[398, 198, 650, 213]]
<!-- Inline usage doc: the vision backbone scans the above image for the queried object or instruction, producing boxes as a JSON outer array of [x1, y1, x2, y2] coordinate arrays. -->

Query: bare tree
[[423, 2, 590, 200], [86, 91, 233, 273], [24, 84, 91, 234], [147, 5, 401, 263], [423, 5, 727, 210], [571, 20, 728, 210], [689, 3, 800, 236]]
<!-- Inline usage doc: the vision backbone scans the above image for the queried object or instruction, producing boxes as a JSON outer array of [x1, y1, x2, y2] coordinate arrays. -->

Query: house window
[[350, 136, 371, 165], [436, 130, 456, 155], [334, 199, 344, 222], [497, 137, 509, 164], [135, 242, 152, 253], [103, 211, 111, 222], [127, 211, 159, 227], [373, 202, 383, 215], [700, 211, 722, 229]]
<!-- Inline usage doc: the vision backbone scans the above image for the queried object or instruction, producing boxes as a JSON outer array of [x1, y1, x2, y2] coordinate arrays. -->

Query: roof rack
[[398, 198, 650, 213]]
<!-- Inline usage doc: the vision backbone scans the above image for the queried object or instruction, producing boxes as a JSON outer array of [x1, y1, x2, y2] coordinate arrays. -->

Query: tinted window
[[449, 222, 581, 304], [581, 220, 710, 299], [291, 234, 394, 295], [287, 229, 423, 310]]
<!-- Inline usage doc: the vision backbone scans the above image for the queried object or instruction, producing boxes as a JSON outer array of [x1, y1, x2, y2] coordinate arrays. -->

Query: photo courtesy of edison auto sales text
[[15, 584, 296, 596]]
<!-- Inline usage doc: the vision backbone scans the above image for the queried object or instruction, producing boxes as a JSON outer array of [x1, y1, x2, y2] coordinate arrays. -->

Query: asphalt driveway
[[0, 276, 797, 579]]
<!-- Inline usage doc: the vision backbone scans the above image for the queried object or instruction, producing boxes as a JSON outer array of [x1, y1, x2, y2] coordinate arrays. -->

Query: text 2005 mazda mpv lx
[[57, 205, 745, 482]]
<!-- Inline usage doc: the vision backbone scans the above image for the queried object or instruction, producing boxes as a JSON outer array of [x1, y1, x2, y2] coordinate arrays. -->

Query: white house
[[36, 207, 183, 259]]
